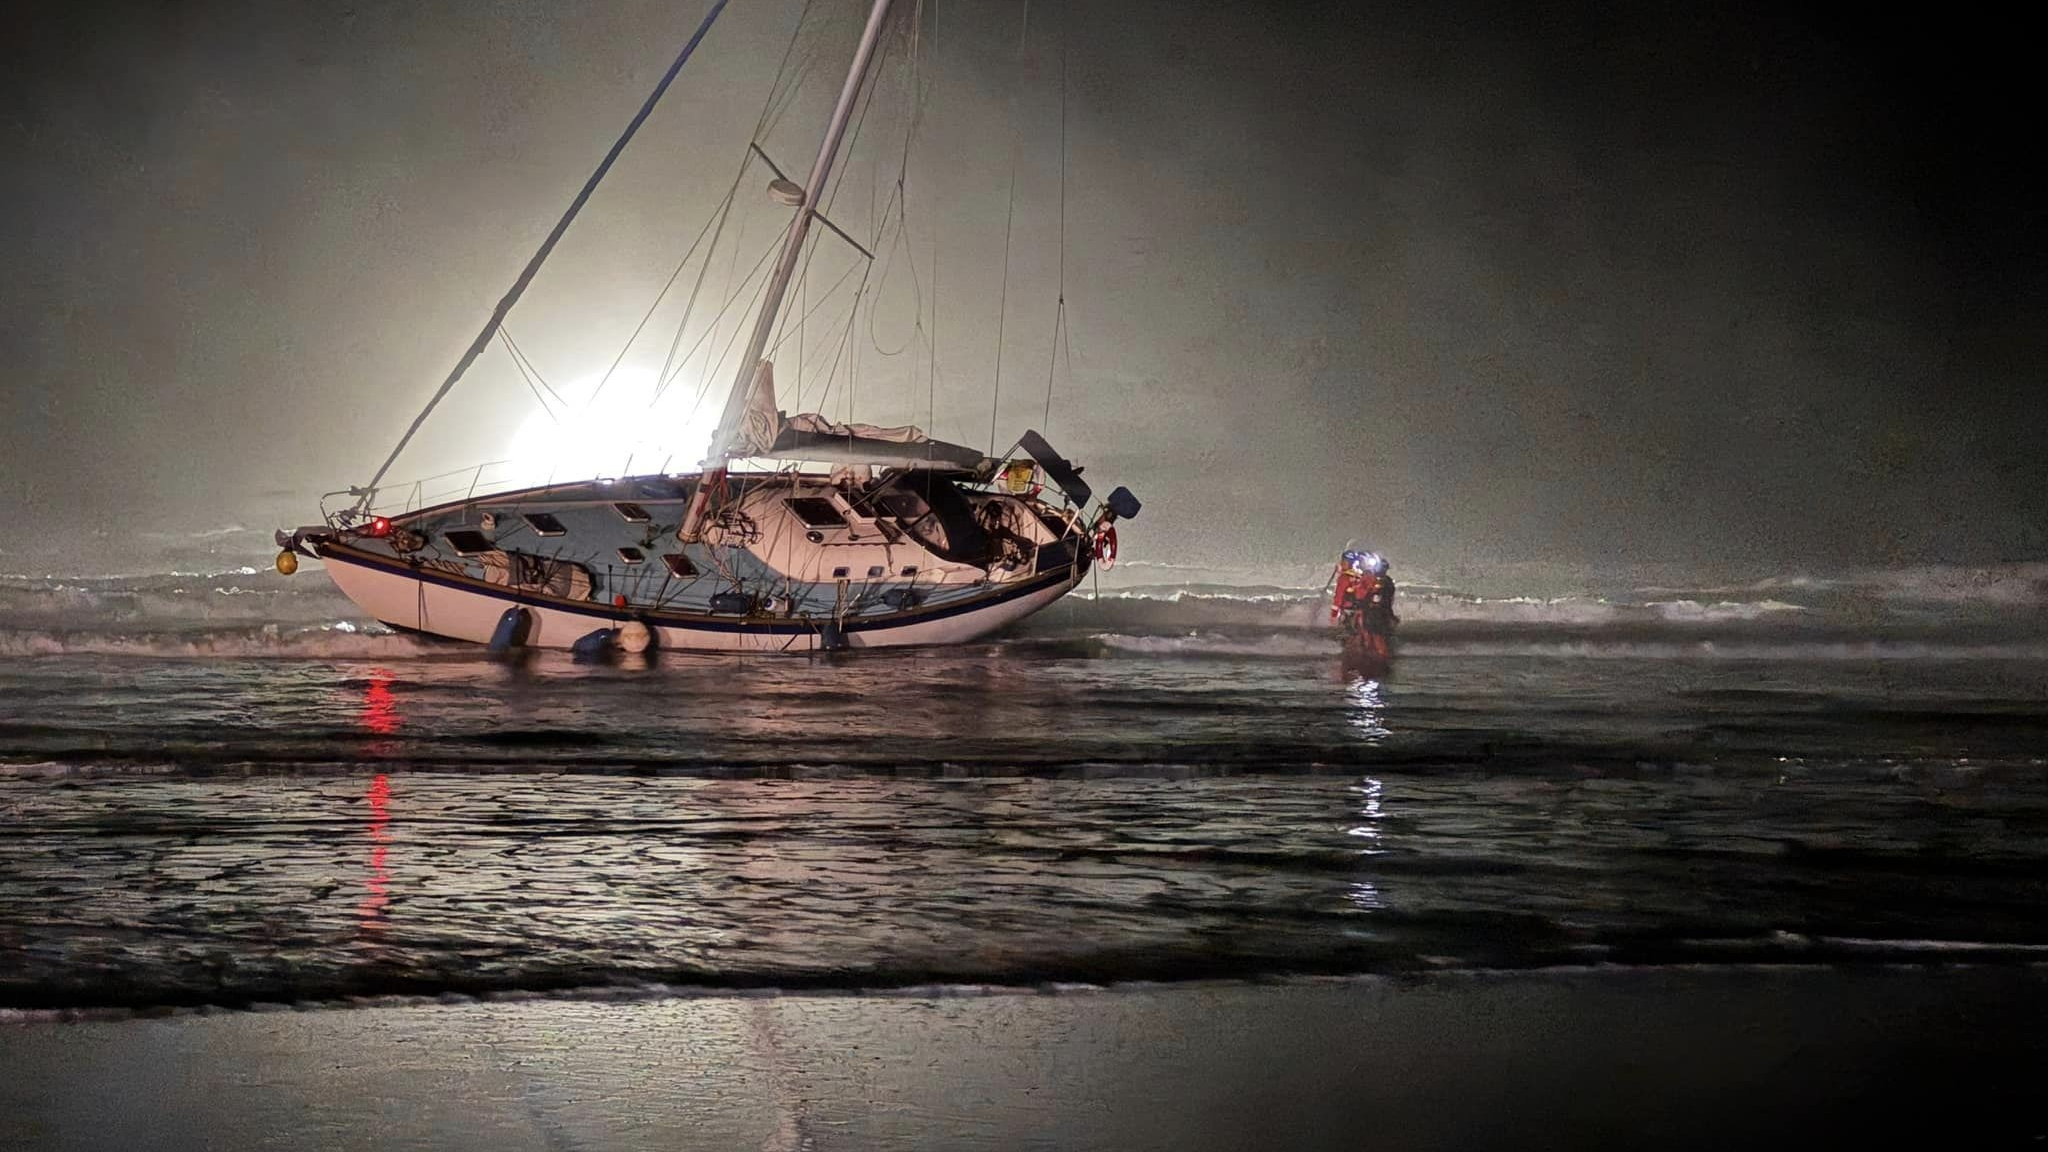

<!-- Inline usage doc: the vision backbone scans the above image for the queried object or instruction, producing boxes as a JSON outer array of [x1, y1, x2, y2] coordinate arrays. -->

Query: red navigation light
[[367, 516, 392, 538]]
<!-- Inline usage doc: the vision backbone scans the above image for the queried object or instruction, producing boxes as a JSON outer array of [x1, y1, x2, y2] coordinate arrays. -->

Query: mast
[[705, 0, 898, 462]]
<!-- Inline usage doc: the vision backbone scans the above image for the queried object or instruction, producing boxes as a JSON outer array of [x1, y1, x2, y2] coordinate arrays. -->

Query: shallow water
[[3, 566, 2048, 1009]]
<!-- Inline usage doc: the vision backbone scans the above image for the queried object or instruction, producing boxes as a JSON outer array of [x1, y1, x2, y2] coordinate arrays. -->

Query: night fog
[[11, 5, 2048, 1142], [2, 0, 2041, 579]]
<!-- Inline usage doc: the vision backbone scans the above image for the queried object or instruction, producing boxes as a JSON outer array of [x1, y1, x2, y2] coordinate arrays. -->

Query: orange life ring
[[1093, 524, 1118, 569]]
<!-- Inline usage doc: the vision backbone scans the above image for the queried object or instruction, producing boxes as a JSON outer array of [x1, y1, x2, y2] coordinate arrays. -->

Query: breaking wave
[[1062, 588, 1860, 631], [1637, 562, 2048, 607], [1095, 632, 1342, 659], [1396, 595, 1808, 627], [4, 561, 2047, 661], [1088, 631, 2048, 663], [1398, 638, 2048, 661], [136, 523, 253, 542], [0, 624, 434, 660]]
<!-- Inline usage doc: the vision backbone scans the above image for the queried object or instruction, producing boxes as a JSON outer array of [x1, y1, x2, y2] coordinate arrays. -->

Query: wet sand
[[4, 965, 2044, 1150]]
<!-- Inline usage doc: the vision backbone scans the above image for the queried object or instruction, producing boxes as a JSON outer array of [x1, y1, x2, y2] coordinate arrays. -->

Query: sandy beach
[[6, 964, 2044, 1150]]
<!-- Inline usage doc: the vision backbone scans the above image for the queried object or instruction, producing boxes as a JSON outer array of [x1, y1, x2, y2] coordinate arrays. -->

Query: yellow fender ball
[[275, 549, 300, 576]]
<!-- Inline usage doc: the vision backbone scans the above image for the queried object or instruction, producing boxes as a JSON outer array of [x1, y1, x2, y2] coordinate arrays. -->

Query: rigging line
[[501, 326, 566, 410], [798, 232, 804, 419], [498, 328, 563, 422], [989, 0, 1032, 455], [761, 37, 821, 140], [714, 195, 750, 372], [1039, 298, 1062, 435], [361, 0, 732, 498], [866, 2, 930, 349], [927, 220, 937, 451], [863, 0, 927, 363], [752, 0, 822, 140], [1051, 297, 1074, 439], [1044, 0, 1067, 433], [773, 260, 866, 365], [686, 248, 783, 431], [668, 232, 777, 404], [864, 178, 921, 356], [1036, 307, 1064, 425], [926, 0, 938, 451], [863, 26, 906, 260], [520, 345, 568, 415], [809, 271, 871, 418], [499, 332, 557, 422], [835, 264, 870, 425], [655, 176, 744, 398], [897, 0, 930, 189], [499, 326, 546, 402], [588, 170, 739, 405], [653, 0, 817, 399], [700, 148, 756, 398], [653, 232, 782, 403], [793, 267, 870, 413], [846, 283, 858, 423]]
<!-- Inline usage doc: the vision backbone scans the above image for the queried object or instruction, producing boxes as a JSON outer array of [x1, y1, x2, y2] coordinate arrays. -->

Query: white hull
[[323, 549, 1079, 653]]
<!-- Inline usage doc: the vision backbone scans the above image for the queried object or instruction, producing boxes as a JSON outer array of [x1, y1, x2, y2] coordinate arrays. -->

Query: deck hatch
[[787, 497, 845, 529]]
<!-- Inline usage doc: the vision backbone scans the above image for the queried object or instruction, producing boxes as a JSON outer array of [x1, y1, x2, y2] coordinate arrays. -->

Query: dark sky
[[2, 0, 2041, 578]]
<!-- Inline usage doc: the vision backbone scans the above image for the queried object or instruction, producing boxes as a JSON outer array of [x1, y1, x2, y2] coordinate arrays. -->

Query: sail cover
[[730, 360, 989, 470]]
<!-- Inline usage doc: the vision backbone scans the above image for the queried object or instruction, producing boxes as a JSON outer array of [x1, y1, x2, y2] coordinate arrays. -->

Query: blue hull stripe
[[315, 542, 1081, 635]]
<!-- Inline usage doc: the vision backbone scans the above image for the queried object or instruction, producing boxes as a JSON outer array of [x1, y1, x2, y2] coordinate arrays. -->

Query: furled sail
[[733, 360, 784, 458], [730, 359, 990, 470]]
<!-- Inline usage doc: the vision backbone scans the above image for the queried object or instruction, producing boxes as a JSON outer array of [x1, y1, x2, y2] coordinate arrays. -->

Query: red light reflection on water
[[361, 670, 399, 736], [359, 773, 393, 932]]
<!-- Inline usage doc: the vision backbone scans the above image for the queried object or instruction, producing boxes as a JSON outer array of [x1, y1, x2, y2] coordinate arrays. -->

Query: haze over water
[[4, 2, 2047, 1146]]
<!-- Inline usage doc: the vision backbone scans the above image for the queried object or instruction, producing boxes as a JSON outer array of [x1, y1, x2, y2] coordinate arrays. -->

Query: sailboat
[[274, 0, 1137, 654]]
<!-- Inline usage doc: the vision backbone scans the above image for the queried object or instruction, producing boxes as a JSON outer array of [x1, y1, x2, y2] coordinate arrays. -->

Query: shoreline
[[3, 956, 2047, 1024]]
